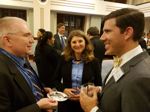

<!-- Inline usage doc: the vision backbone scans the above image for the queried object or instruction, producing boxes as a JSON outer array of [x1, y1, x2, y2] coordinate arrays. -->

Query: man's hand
[[80, 88, 98, 112], [37, 98, 58, 110], [44, 87, 53, 93]]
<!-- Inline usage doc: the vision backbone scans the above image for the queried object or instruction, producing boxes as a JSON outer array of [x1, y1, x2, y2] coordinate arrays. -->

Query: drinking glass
[[81, 82, 95, 97]]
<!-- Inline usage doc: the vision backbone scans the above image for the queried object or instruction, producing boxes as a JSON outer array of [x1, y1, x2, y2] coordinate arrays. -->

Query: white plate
[[47, 91, 68, 102]]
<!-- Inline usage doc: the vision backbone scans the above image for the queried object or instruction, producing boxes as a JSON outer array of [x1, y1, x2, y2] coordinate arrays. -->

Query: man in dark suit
[[0, 17, 57, 111], [80, 8, 150, 112], [139, 32, 147, 51], [54, 23, 67, 54], [87, 26, 105, 78]]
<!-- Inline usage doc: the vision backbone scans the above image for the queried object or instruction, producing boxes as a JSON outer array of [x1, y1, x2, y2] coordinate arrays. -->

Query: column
[[33, 0, 51, 37]]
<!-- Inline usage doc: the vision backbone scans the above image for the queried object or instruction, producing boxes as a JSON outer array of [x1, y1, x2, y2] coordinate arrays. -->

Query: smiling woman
[[55, 30, 102, 112]]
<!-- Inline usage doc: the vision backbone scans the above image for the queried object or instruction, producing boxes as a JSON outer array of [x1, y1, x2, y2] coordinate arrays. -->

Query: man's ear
[[124, 27, 133, 40], [3, 35, 12, 46]]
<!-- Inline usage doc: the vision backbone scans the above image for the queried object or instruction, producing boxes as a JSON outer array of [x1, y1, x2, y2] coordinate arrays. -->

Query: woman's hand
[[44, 87, 53, 94], [64, 88, 80, 101]]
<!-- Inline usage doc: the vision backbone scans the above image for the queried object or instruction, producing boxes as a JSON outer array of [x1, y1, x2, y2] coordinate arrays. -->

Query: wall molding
[[0, 0, 149, 17], [136, 2, 150, 17]]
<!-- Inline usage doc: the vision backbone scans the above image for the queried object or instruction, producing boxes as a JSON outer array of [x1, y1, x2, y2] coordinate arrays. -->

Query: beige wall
[[50, 11, 57, 34], [27, 9, 33, 34], [127, 0, 150, 5], [145, 17, 150, 33]]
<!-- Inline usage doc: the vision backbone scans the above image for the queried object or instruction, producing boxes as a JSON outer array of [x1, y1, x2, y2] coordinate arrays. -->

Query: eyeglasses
[[7, 32, 33, 38]]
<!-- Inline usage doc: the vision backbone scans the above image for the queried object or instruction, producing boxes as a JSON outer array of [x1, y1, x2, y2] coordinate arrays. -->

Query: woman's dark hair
[[39, 28, 45, 35], [38, 31, 53, 50], [38, 28, 46, 40]]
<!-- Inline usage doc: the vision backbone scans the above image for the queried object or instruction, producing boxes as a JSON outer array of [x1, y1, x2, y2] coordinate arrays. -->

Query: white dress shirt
[[105, 45, 143, 84]]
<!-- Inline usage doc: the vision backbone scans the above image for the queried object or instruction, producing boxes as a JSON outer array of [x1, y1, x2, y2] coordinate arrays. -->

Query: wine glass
[[81, 82, 95, 97]]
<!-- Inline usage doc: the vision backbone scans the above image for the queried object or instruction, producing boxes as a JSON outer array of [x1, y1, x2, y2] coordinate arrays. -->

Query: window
[[57, 13, 85, 36], [0, 8, 26, 20]]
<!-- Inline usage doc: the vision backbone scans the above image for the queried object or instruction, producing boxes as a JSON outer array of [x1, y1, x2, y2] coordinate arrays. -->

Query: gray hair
[[0, 17, 26, 36], [0, 17, 27, 47]]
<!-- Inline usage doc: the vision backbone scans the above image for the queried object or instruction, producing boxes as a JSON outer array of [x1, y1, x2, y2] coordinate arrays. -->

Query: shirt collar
[[120, 45, 143, 66], [58, 33, 63, 37], [0, 48, 25, 67]]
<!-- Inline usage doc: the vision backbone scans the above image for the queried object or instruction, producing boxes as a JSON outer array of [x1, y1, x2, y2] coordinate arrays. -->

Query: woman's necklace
[[74, 59, 81, 61]]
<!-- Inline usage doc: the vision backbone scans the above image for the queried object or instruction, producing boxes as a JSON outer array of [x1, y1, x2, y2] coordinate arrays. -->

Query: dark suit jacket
[[90, 36, 105, 64], [98, 52, 150, 112], [35, 43, 61, 88], [54, 34, 65, 54], [139, 38, 147, 50], [57, 57, 102, 112], [90, 36, 105, 77], [0, 53, 46, 112], [54, 34, 63, 53]]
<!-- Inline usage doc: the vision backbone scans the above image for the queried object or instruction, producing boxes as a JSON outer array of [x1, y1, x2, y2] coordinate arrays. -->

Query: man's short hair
[[87, 27, 100, 36], [57, 23, 65, 28], [103, 8, 144, 41]]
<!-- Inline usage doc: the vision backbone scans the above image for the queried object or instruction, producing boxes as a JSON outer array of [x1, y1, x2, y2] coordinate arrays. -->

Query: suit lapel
[[0, 54, 36, 102], [58, 35, 62, 47], [103, 68, 113, 85], [55, 34, 62, 48], [12, 69, 36, 102], [63, 60, 72, 87], [102, 76, 115, 92], [82, 62, 87, 84], [68, 61, 72, 86], [121, 51, 149, 74]]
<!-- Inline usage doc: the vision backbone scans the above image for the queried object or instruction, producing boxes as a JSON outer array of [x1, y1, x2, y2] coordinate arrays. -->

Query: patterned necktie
[[24, 63, 44, 101], [113, 56, 122, 68]]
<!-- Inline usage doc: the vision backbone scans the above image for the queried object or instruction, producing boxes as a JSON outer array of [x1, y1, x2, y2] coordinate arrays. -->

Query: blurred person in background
[[87, 26, 105, 77], [34, 28, 46, 58], [54, 23, 67, 54], [35, 31, 61, 90], [37, 28, 46, 40], [139, 32, 147, 51]]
